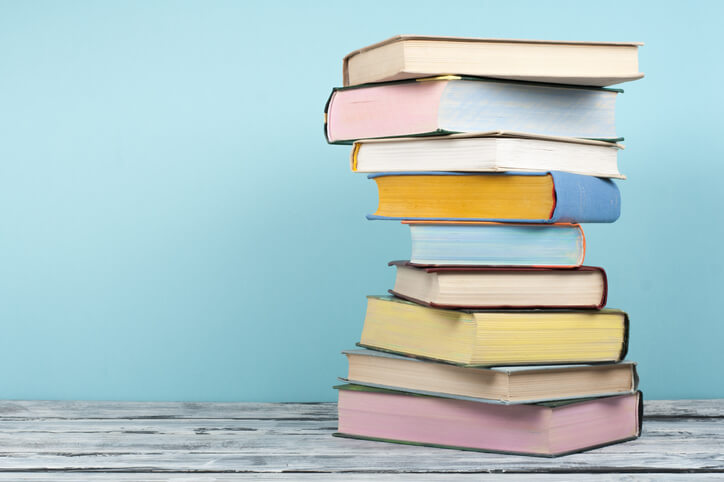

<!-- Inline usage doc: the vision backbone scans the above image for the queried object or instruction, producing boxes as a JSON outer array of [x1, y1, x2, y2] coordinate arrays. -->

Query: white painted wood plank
[[643, 400, 724, 417], [0, 474, 720, 481], [0, 419, 721, 454], [0, 401, 336, 420], [0, 400, 720, 420], [0, 428, 721, 473], [0, 400, 720, 475], [0, 452, 720, 473]]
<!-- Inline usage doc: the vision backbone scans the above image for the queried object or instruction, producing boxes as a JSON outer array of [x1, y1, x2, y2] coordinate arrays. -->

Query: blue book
[[367, 171, 620, 223], [406, 222, 585, 267]]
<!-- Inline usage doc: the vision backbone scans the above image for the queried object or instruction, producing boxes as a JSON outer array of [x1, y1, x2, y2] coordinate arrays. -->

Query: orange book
[[366, 172, 621, 223]]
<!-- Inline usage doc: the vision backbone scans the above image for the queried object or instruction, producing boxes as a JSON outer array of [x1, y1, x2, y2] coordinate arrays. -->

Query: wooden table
[[0, 400, 721, 480]]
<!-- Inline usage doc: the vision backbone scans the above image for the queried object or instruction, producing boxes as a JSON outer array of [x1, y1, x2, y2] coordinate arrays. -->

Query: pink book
[[324, 78, 619, 144], [336, 385, 642, 457]]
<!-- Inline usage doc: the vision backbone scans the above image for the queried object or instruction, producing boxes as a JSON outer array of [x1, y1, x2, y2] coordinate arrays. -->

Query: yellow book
[[372, 173, 554, 220], [359, 296, 628, 366], [365, 171, 621, 223]]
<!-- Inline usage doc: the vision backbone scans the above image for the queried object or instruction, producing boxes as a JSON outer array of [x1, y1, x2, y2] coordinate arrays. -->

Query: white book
[[351, 132, 625, 179], [343, 35, 644, 87]]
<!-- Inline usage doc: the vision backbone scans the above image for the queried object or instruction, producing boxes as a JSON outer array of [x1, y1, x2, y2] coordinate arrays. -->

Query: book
[[390, 261, 607, 309], [351, 132, 624, 179], [325, 78, 619, 144], [359, 296, 628, 366], [405, 221, 585, 267], [342, 35, 643, 87], [342, 349, 638, 404], [335, 384, 642, 457], [367, 171, 620, 223]]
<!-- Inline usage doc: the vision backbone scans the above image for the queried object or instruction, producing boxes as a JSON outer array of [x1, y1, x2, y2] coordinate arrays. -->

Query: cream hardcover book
[[352, 132, 625, 178], [343, 35, 644, 87], [342, 349, 638, 404]]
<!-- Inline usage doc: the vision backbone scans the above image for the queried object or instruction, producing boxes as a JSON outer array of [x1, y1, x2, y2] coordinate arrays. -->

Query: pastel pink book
[[336, 385, 642, 457], [326, 81, 445, 142], [324, 78, 619, 144]]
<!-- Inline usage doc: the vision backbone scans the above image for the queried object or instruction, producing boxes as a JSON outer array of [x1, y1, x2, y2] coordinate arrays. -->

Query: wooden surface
[[0, 399, 721, 480]]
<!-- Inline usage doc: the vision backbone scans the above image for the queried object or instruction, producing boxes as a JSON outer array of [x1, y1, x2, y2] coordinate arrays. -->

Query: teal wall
[[0, 0, 720, 401]]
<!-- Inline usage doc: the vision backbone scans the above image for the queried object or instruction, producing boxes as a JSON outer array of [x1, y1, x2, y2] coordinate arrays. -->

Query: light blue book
[[407, 222, 585, 267]]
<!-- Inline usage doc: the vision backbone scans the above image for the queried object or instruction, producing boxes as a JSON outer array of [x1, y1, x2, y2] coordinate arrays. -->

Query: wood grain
[[0, 400, 720, 478]]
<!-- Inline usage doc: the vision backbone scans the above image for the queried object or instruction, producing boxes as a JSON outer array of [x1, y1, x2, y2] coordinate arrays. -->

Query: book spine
[[323, 89, 338, 144], [550, 171, 621, 223], [619, 311, 630, 361]]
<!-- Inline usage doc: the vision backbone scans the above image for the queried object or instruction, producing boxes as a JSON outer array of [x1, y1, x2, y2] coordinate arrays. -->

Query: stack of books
[[324, 35, 644, 457]]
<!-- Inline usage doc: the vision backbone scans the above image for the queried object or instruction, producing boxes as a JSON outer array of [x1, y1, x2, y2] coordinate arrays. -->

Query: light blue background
[[0, 1, 720, 401]]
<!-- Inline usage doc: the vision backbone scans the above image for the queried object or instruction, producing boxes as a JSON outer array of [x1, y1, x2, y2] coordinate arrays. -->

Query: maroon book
[[388, 260, 608, 309]]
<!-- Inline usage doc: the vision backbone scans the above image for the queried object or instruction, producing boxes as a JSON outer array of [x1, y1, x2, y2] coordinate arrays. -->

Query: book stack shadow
[[325, 35, 644, 457]]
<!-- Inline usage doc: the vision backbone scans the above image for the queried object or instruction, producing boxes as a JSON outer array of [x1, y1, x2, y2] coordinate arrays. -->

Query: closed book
[[325, 78, 619, 144], [390, 261, 607, 309], [367, 171, 620, 223], [342, 349, 638, 404], [342, 35, 643, 87], [351, 132, 624, 179], [335, 384, 642, 457], [406, 221, 585, 267], [359, 296, 628, 366]]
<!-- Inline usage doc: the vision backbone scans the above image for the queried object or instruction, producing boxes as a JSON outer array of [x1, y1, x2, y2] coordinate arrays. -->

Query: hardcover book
[[336, 384, 643, 457], [359, 295, 628, 366], [351, 132, 624, 179], [390, 261, 607, 309], [367, 171, 621, 223], [342, 349, 638, 404], [406, 221, 585, 267], [342, 35, 643, 87], [325, 78, 619, 144]]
